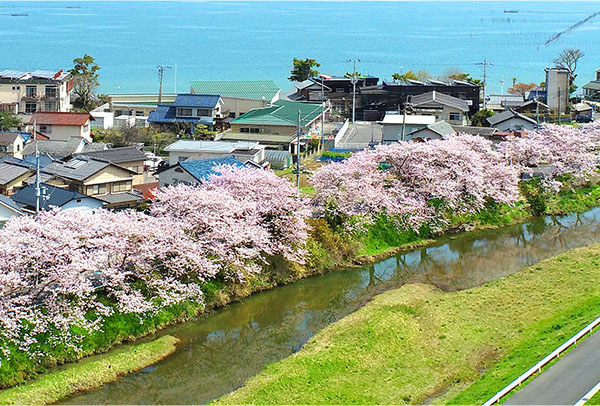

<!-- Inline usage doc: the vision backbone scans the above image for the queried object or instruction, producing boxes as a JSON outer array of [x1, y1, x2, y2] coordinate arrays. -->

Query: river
[[63, 208, 600, 404]]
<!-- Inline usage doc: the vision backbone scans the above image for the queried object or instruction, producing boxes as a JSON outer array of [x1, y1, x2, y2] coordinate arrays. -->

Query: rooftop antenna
[[157, 65, 171, 105]]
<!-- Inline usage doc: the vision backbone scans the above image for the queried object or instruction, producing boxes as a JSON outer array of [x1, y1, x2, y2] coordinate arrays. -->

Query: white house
[[28, 112, 94, 142], [0, 132, 25, 159], [487, 109, 537, 132], [164, 139, 267, 166], [380, 114, 436, 143], [410, 91, 470, 125], [90, 111, 114, 129]]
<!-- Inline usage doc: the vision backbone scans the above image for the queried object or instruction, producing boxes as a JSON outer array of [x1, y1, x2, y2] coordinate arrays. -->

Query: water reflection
[[63, 209, 600, 405]]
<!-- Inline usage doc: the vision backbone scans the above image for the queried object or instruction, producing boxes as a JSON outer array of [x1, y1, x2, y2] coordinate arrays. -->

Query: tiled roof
[[583, 81, 600, 91], [0, 155, 54, 169], [451, 125, 497, 136], [410, 91, 469, 112], [133, 182, 158, 200], [0, 194, 23, 214], [97, 192, 145, 204], [232, 100, 324, 127], [23, 139, 84, 158], [43, 156, 134, 182], [12, 183, 101, 211], [0, 162, 32, 185], [173, 94, 221, 108], [411, 120, 456, 137], [179, 156, 245, 182], [189, 81, 280, 101], [487, 109, 537, 126], [165, 140, 259, 153], [148, 106, 215, 125], [78, 146, 146, 163], [29, 112, 93, 126], [0, 132, 20, 144]]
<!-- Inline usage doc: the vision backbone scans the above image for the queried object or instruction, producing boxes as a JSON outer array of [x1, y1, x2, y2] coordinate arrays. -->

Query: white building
[[164, 139, 266, 166], [90, 111, 114, 129], [380, 114, 436, 143]]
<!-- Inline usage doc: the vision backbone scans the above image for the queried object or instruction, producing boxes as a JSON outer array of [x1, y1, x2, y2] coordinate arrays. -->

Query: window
[[229, 112, 236, 118], [240, 127, 259, 133], [25, 86, 37, 98], [11, 86, 19, 91], [240, 127, 249, 133], [87, 184, 107, 195], [25, 102, 37, 114], [39, 125, 52, 134], [250, 128, 259, 133], [45, 86, 57, 98], [177, 108, 193, 117], [0, 146, 7, 152], [112, 181, 131, 193], [196, 109, 210, 116], [44, 101, 57, 112], [449, 112, 461, 121], [135, 111, 144, 116], [336, 88, 345, 92]]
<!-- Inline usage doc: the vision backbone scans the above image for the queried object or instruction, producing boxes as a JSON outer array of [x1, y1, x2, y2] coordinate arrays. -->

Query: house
[[380, 114, 436, 143], [22, 138, 106, 160], [189, 80, 281, 119], [42, 155, 144, 210], [290, 75, 379, 103], [0, 132, 25, 159], [0, 194, 23, 223], [164, 140, 267, 166], [90, 111, 114, 129], [158, 156, 245, 188], [409, 91, 469, 125], [220, 100, 327, 153], [148, 94, 225, 131], [513, 99, 550, 116], [486, 94, 527, 113], [407, 120, 456, 141], [582, 69, 600, 102], [28, 112, 94, 142], [0, 69, 72, 115], [0, 161, 34, 195], [12, 183, 104, 213], [451, 125, 497, 138], [76, 146, 148, 185], [107, 93, 177, 118], [486, 109, 538, 132], [545, 68, 570, 114]]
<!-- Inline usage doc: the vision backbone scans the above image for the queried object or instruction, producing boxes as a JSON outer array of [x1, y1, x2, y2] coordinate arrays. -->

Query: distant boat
[[65, 6, 81, 9], [10, 13, 28, 16], [504, 10, 518, 13]]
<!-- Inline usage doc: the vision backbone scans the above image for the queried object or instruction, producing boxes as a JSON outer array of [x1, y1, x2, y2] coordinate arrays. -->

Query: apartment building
[[0, 69, 72, 115]]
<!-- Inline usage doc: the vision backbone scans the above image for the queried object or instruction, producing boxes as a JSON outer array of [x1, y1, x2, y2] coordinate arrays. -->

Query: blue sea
[[1, 1, 599, 95]]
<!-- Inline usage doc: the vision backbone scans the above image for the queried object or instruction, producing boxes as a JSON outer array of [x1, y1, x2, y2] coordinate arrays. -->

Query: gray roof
[[0, 194, 23, 214], [0, 132, 20, 144], [97, 192, 145, 204], [12, 183, 102, 211], [452, 125, 497, 136], [0, 162, 31, 185], [411, 120, 456, 137], [410, 91, 469, 112], [487, 109, 537, 126], [81, 143, 108, 153], [43, 156, 135, 182], [583, 81, 600, 91], [77, 146, 146, 163], [23, 139, 83, 158]]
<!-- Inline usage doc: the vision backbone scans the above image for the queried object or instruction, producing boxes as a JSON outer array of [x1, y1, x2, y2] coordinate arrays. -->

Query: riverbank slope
[[215, 243, 600, 405]]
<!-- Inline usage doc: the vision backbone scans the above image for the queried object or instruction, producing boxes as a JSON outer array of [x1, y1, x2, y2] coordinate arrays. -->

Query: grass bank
[[0, 335, 179, 405], [215, 243, 600, 405]]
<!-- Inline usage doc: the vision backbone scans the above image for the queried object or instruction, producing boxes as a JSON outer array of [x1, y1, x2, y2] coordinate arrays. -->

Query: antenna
[[157, 65, 172, 105]]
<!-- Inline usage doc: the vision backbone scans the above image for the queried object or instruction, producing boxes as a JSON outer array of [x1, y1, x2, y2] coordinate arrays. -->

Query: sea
[[1, 1, 599, 96]]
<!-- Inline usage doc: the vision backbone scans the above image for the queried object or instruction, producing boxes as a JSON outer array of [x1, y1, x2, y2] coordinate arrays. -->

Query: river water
[[63, 208, 600, 405]]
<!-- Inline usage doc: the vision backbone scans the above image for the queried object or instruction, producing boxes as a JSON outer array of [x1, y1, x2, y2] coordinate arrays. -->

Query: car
[[576, 114, 593, 123]]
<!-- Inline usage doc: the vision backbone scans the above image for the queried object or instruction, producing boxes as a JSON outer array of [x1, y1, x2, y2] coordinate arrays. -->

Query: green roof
[[189, 80, 280, 101], [231, 100, 324, 127]]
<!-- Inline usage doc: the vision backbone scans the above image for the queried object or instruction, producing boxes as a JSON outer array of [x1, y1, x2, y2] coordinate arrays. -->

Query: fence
[[334, 118, 350, 148], [483, 315, 600, 405]]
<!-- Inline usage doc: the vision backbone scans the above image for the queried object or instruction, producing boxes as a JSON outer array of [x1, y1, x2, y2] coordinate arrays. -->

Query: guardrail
[[483, 315, 600, 405], [333, 118, 350, 148]]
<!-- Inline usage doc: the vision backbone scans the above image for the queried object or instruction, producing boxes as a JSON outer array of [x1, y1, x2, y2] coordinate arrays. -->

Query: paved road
[[506, 330, 600, 405]]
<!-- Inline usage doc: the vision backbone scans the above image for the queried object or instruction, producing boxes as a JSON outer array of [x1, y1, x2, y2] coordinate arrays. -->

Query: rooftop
[[189, 80, 280, 101], [173, 94, 222, 108], [410, 91, 470, 112], [28, 112, 93, 126], [410, 120, 456, 137], [97, 192, 145, 205], [0, 69, 70, 82], [0, 162, 32, 185], [23, 139, 105, 158], [451, 125, 497, 136], [0, 194, 23, 215], [487, 109, 537, 126], [12, 183, 102, 211], [179, 156, 246, 182], [165, 140, 261, 153], [43, 156, 135, 182], [232, 100, 324, 127], [78, 146, 147, 163], [0, 132, 20, 144], [380, 114, 436, 125], [148, 106, 214, 125]]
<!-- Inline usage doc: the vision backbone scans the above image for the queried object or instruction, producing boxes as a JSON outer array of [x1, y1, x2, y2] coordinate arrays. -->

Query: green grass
[[0, 335, 180, 405], [215, 244, 600, 405], [586, 389, 600, 405]]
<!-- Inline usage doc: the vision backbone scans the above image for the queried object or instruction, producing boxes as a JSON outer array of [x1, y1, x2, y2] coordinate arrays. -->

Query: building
[[28, 112, 94, 142], [486, 94, 527, 113], [582, 69, 600, 102], [290, 75, 379, 102], [158, 156, 245, 188], [221, 100, 327, 152], [12, 183, 104, 213], [107, 93, 177, 118], [0, 132, 25, 159], [486, 109, 537, 132], [409, 91, 470, 125], [0, 194, 23, 223], [407, 120, 456, 141], [23, 138, 106, 161], [148, 94, 226, 131], [0, 161, 34, 195], [90, 111, 114, 129], [189, 80, 281, 119], [0, 69, 72, 115], [380, 114, 436, 143], [545, 68, 570, 114], [264, 149, 292, 170], [76, 146, 148, 185], [164, 140, 266, 166]]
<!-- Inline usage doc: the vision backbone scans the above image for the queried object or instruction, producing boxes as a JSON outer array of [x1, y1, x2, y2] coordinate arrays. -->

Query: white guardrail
[[333, 118, 350, 148], [483, 315, 600, 406]]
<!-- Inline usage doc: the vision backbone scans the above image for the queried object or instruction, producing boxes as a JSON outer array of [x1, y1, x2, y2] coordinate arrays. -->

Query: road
[[505, 330, 600, 405]]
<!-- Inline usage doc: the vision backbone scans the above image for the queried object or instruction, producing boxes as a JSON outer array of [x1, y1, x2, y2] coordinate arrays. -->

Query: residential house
[[90, 111, 115, 129], [380, 114, 436, 143], [0, 132, 25, 159], [164, 140, 267, 167], [582, 69, 600, 102], [158, 156, 245, 188], [486, 109, 538, 132], [189, 80, 281, 119], [76, 146, 148, 185], [545, 67, 570, 114], [0, 194, 23, 224], [148, 94, 225, 131], [23, 138, 106, 161], [12, 183, 104, 213], [28, 112, 94, 142], [42, 155, 144, 210], [486, 94, 526, 113], [407, 120, 456, 141], [107, 93, 177, 118], [0, 161, 34, 195], [0, 69, 72, 115], [409, 91, 469, 125], [220, 100, 327, 153], [290, 75, 379, 102]]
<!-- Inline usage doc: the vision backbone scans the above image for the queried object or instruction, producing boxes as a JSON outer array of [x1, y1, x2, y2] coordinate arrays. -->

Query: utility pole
[[296, 110, 301, 196], [535, 97, 540, 128], [347, 58, 360, 123], [401, 96, 411, 141], [157, 65, 171, 106], [321, 76, 325, 153], [35, 119, 40, 214], [476, 58, 493, 109], [558, 87, 561, 124]]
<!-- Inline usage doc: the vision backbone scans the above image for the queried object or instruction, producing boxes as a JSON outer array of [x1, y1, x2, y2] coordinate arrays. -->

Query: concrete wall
[[223, 97, 270, 118], [546, 69, 570, 113]]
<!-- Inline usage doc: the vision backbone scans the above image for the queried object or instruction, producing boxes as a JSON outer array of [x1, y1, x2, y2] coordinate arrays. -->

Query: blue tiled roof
[[0, 155, 53, 169], [173, 94, 221, 108], [0, 194, 22, 214], [148, 106, 215, 125], [180, 156, 246, 182], [12, 183, 102, 211]]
